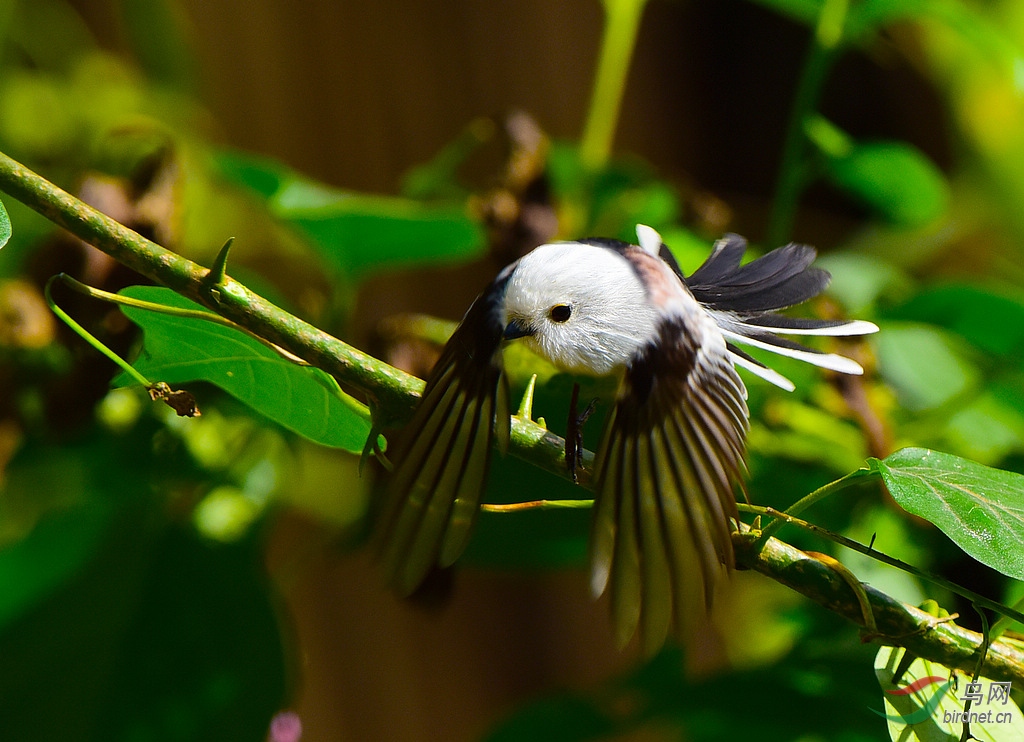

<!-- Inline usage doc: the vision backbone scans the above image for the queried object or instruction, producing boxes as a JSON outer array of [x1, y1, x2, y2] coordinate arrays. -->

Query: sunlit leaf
[[945, 387, 1024, 465], [214, 149, 485, 279], [115, 286, 372, 452], [874, 448, 1024, 580], [824, 141, 949, 227], [874, 645, 1024, 741], [815, 252, 908, 313], [0, 197, 10, 249], [874, 322, 980, 411]]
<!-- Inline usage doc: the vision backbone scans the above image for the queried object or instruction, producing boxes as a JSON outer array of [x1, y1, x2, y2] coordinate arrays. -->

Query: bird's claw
[[566, 383, 598, 484]]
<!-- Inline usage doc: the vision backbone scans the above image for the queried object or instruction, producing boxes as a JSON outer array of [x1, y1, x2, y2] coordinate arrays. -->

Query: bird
[[374, 224, 878, 653]]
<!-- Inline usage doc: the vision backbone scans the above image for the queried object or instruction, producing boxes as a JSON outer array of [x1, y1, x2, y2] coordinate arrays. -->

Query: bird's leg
[[566, 382, 598, 484]]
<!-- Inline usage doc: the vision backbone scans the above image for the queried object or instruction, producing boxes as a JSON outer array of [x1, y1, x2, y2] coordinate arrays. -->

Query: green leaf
[[823, 141, 949, 227], [874, 448, 1024, 580], [874, 322, 980, 412], [214, 149, 485, 280], [0, 197, 10, 249], [874, 645, 1024, 741], [115, 286, 372, 452], [0, 445, 112, 631], [889, 284, 1024, 360]]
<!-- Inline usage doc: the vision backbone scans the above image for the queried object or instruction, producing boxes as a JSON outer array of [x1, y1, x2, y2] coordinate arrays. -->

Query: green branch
[[0, 150, 574, 478], [735, 527, 1024, 685], [2, 149, 1022, 681]]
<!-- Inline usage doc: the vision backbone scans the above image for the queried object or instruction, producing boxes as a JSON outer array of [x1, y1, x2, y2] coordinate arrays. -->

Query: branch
[[0, 150, 572, 479], [734, 528, 1024, 685], [2, 149, 1022, 681]]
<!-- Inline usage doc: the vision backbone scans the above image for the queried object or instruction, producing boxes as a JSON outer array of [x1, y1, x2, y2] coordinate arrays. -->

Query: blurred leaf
[[0, 446, 109, 631], [115, 286, 372, 452], [945, 386, 1024, 465], [874, 645, 1024, 741], [874, 447, 1024, 580], [485, 693, 615, 742], [214, 149, 485, 280], [816, 252, 908, 313], [0, 197, 9, 248], [750, 398, 868, 474], [0, 517, 287, 742], [889, 284, 1024, 360], [486, 635, 882, 741], [874, 322, 980, 411], [119, 0, 198, 93], [8, 0, 97, 73], [0, 71, 77, 161], [547, 142, 681, 237], [400, 117, 493, 200], [823, 141, 949, 227]]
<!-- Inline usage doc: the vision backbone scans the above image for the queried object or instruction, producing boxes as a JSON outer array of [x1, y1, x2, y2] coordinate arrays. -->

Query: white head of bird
[[500, 241, 662, 376]]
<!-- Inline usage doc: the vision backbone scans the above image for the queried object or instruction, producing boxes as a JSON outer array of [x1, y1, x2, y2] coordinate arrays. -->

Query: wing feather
[[440, 389, 494, 565], [376, 277, 510, 596], [591, 315, 747, 653], [610, 434, 642, 647], [636, 434, 673, 654], [685, 233, 747, 285]]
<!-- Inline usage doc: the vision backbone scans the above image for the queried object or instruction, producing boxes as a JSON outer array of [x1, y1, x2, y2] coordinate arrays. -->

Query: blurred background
[[2, 0, 1024, 740]]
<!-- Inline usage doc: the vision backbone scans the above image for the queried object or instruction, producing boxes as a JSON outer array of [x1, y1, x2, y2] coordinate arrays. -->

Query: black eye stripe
[[549, 304, 572, 323]]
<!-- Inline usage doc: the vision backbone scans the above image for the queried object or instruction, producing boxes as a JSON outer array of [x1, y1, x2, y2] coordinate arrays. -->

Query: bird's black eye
[[549, 304, 572, 323]]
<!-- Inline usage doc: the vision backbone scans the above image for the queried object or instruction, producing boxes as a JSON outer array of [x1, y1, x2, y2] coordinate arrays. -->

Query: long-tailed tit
[[375, 225, 878, 653]]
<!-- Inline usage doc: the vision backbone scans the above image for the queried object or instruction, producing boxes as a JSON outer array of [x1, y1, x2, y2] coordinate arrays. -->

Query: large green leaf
[[214, 149, 485, 280], [0, 197, 10, 249], [115, 286, 372, 452], [874, 448, 1024, 580]]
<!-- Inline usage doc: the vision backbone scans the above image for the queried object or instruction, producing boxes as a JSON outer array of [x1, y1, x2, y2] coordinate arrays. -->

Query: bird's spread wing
[[589, 314, 748, 655], [685, 233, 878, 389], [375, 278, 511, 596]]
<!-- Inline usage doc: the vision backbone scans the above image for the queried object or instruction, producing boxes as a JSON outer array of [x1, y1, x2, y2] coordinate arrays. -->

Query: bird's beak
[[503, 318, 535, 341]]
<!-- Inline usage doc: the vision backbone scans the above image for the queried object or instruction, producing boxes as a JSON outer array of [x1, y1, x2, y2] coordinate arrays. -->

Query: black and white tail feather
[[682, 230, 877, 392], [375, 224, 878, 654]]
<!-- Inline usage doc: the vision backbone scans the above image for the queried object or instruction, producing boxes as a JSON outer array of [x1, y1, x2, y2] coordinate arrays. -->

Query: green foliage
[[822, 140, 950, 227], [874, 323, 979, 412], [874, 448, 1024, 581], [115, 286, 373, 452], [214, 149, 486, 282], [487, 630, 882, 741], [0, 435, 287, 742]]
